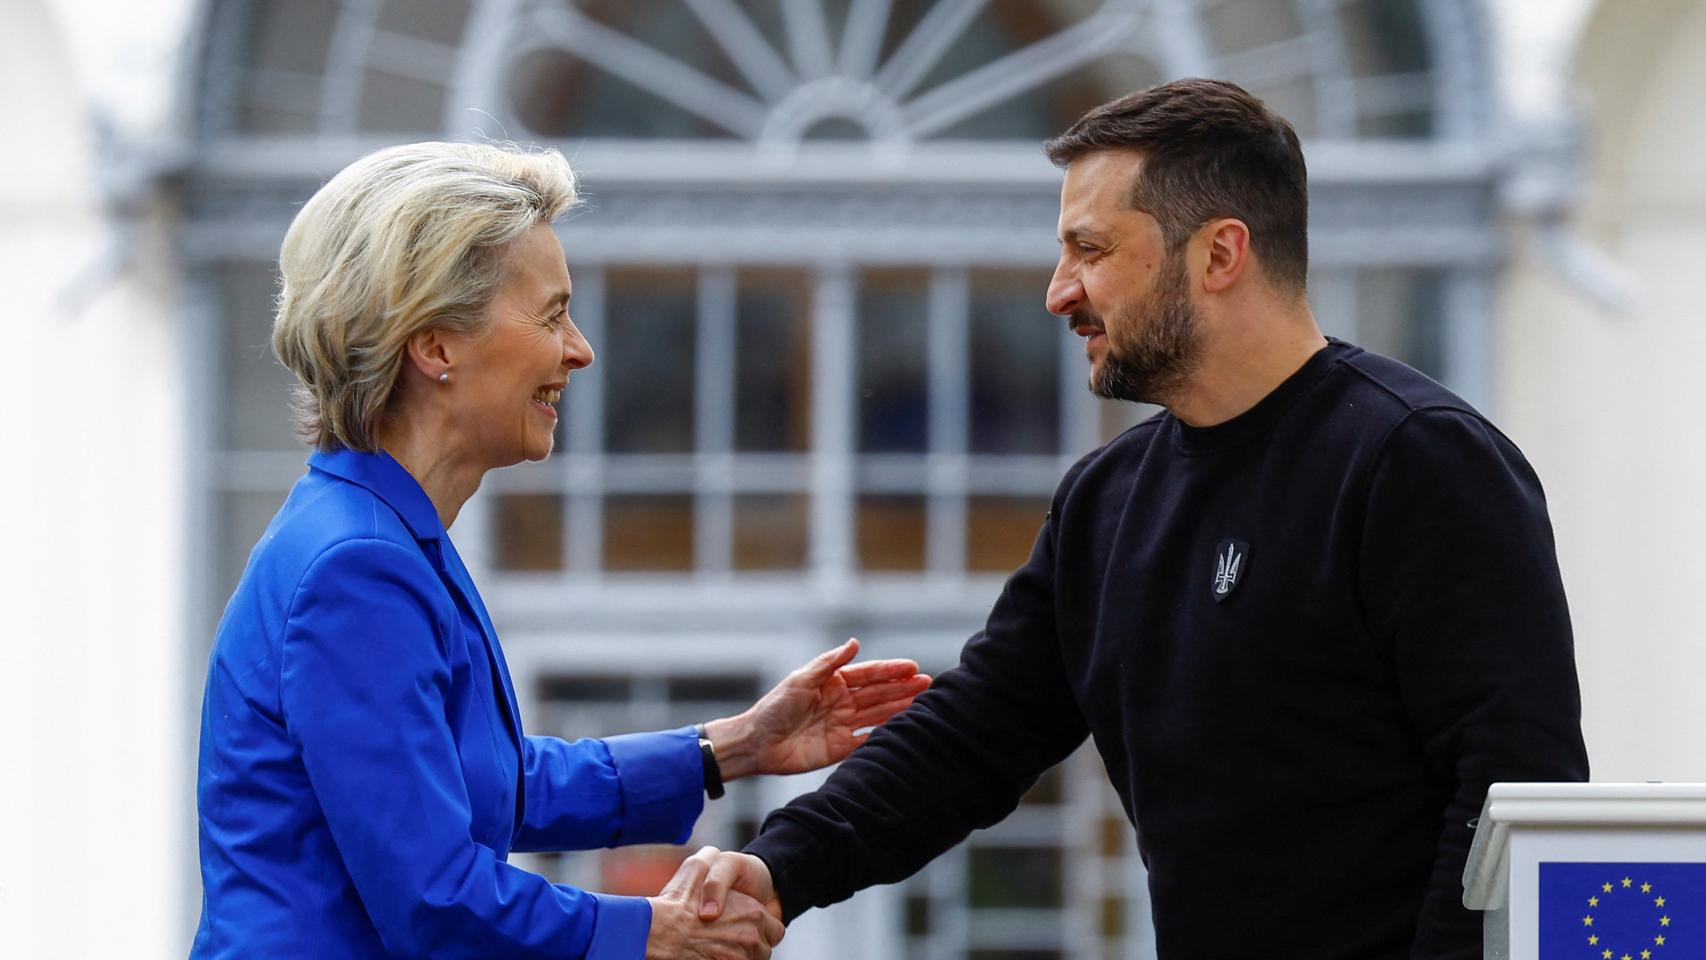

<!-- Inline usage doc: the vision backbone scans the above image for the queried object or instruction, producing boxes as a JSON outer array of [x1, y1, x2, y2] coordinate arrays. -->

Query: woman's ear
[[403, 327, 453, 384]]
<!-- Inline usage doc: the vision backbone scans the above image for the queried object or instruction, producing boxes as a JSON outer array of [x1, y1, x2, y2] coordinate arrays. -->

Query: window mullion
[[927, 267, 969, 577], [567, 264, 606, 577], [809, 266, 856, 586], [696, 267, 737, 575]]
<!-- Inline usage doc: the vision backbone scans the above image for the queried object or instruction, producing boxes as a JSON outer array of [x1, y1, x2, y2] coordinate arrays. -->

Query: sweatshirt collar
[[306, 447, 446, 542], [1170, 338, 1355, 456]]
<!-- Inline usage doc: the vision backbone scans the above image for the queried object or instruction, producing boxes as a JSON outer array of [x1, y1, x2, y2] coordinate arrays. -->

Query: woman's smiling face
[[453, 223, 592, 469]]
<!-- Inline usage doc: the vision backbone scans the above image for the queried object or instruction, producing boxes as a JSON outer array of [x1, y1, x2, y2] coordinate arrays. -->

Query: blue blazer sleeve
[[279, 537, 649, 960], [514, 731, 704, 853]]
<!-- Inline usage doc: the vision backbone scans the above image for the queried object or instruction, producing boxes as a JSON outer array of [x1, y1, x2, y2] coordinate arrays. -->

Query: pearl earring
[[438, 372, 450, 384]]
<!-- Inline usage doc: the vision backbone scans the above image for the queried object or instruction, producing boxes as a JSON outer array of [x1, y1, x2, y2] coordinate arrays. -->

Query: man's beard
[[1078, 251, 1201, 406]]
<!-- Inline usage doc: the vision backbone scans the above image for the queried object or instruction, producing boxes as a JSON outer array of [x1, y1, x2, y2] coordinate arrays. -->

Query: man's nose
[[1045, 266, 1083, 317]]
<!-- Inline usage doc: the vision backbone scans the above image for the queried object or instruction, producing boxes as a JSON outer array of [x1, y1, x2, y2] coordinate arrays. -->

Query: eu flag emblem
[[1540, 862, 1706, 959]]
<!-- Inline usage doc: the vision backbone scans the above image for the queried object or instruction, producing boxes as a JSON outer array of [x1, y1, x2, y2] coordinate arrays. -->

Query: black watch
[[694, 723, 725, 800]]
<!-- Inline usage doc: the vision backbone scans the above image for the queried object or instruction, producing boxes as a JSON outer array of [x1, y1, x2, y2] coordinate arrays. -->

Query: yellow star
[[1584, 915, 1595, 926], [1623, 877, 1634, 888], [1661, 916, 1671, 927], [1590, 896, 1601, 907], [1590, 935, 1601, 945], [1656, 896, 1666, 907], [1656, 935, 1667, 946], [1605, 882, 1615, 892], [1603, 951, 1613, 960], [1642, 882, 1653, 893], [1643, 951, 1652, 959], [1623, 954, 1633, 960]]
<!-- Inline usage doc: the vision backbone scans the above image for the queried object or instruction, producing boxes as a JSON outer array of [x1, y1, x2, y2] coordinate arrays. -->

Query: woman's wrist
[[702, 715, 759, 781]]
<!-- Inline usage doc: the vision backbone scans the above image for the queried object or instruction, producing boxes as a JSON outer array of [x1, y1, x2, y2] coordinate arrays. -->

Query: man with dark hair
[[693, 78, 1588, 959]]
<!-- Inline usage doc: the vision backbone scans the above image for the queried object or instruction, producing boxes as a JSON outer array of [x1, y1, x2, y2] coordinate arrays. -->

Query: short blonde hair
[[272, 141, 579, 451]]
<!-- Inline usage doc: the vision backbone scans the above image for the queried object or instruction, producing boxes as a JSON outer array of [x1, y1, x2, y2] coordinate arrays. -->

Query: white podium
[[1462, 783, 1706, 959]]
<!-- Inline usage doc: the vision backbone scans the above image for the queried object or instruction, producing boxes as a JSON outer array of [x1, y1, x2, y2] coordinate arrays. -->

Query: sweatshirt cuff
[[603, 728, 705, 845], [743, 826, 822, 925], [585, 893, 650, 960]]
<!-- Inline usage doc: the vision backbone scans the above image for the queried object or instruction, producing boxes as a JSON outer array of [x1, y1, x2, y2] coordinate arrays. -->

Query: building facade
[[16, 0, 1691, 957]]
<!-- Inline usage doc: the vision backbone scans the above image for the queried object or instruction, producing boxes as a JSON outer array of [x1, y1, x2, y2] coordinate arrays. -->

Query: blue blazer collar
[[307, 447, 445, 542]]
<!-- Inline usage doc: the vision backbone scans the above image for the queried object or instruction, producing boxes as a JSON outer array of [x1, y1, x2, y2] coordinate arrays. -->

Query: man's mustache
[[1069, 308, 1104, 333]]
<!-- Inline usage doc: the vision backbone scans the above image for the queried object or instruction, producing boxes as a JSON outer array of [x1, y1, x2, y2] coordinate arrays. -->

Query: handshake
[[644, 846, 784, 960]]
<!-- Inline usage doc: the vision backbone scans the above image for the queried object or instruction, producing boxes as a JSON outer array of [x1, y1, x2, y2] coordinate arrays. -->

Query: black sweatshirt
[[746, 340, 1588, 959]]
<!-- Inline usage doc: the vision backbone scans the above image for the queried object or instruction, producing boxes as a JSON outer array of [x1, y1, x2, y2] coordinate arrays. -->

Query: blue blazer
[[193, 448, 704, 959]]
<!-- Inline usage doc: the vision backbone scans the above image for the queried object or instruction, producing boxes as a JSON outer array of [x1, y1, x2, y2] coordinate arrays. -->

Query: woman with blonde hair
[[192, 141, 929, 959]]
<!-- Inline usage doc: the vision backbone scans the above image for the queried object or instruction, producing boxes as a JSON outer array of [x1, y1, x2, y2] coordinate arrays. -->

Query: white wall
[[0, 1, 190, 955], [1499, 0, 1706, 782]]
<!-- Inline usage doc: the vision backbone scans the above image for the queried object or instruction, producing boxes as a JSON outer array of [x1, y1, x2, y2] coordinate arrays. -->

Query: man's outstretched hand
[[695, 850, 780, 923]]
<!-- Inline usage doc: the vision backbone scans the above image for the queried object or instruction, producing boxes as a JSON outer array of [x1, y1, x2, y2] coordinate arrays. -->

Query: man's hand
[[704, 639, 931, 780], [696, 850, 780, 923], [646, 847, 785, 960]]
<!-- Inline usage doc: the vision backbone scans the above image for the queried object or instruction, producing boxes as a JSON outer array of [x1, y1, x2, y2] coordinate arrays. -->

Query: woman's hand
[[704, 639, 931, 779], [646, 847, 784, 960]]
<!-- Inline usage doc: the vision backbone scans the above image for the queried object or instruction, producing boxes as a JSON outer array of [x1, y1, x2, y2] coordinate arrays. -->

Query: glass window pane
[[1202, 0, 1319, 138], [220, 263, 298, 451], [538, 674, 632, 703], [492, 493, 564, 571], [1204, 0, 1303, 60], [1341, 0, 1434, 137], [1099, 815, 1131, 858], [358, 70, 446, 133], [858, 270, 929, 453], [912, 0, 1064, 140], [736, 270, 812, 453], [1355, 267, 1447, 382], [967, 496, 1048, 573], [967, 847, 1063, 909], [249, 0, 338, 76], [1035, 51, 1164, 135], [1100, 896, 1126, 937], [969, 270, 1058, 455], [376, 0, 470, 46], [604, 495, 694, 571], [732, 494, 809, 571], [904, 895, 931, 936], [508, 1, 746, 139], [605, 269, 696, 453], [858, 494, 926, 571], [1019, 764, 1064, 806], [666, 675, 763, 703]]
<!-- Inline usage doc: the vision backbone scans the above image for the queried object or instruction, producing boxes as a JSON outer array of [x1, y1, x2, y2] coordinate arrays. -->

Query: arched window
[[184, 3, 1503, 956]]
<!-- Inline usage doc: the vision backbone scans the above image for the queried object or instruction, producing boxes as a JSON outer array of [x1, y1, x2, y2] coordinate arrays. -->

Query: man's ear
[[402, 327, 453, 384], [1200, 218, 1252, 294]]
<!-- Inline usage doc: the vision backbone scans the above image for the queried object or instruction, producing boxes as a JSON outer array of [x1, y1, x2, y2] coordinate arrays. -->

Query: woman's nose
[[562, 319, 594, 370]]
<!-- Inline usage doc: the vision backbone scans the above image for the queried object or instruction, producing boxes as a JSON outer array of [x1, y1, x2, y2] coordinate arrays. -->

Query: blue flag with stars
[[1540, 862, 1706, 959]]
